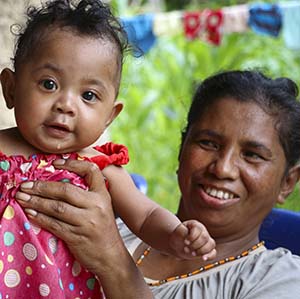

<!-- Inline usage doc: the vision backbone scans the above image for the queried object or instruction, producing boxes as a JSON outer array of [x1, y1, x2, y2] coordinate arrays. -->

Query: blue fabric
[[281, 2, 300, 50], [121, 14, 156, 55], [259, 208, 300, 255], [248, 3, 282, 37]]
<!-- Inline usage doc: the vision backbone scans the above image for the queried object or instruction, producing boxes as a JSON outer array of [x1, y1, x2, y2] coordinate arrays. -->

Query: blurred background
[[1, 0, 299, 212]]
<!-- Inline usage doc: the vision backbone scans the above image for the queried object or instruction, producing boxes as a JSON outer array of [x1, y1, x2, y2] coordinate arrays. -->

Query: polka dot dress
[[0, 143, 129, 298]]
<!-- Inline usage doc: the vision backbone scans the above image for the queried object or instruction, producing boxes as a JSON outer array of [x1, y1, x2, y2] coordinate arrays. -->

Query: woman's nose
[[208, 150, 239, 180]]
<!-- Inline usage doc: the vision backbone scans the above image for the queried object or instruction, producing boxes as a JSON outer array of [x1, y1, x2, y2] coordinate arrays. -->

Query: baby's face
[[10, 28, 122, 154]]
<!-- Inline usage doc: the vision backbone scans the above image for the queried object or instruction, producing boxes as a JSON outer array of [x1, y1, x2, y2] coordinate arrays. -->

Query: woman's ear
[[0, 68, 16, 109], [277, 165, 300, 204], [105, 101, 123, 128]]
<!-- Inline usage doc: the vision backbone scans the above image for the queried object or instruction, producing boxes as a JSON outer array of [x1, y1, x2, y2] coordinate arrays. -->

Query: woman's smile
[[195, 184, 240, 209]]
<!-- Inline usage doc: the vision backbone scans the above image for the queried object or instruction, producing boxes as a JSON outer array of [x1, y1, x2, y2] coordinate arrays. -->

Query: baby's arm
[[103, 165, 216, 259]]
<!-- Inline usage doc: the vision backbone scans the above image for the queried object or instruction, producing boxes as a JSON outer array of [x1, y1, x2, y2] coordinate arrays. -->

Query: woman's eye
[[198, 139, 218, 150], [244, 151, 265, 162], [82, 91, 97, 102], [41, 79, 57, 90]]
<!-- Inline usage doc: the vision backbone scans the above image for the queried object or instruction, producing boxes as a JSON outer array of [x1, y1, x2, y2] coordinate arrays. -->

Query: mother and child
[[1, 0, 300, 298], [0, 0, 216, 298]]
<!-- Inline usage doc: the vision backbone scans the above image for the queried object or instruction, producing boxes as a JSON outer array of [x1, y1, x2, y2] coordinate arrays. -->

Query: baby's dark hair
[[12, 0, 129, 88], [181, 70, 300, 169]]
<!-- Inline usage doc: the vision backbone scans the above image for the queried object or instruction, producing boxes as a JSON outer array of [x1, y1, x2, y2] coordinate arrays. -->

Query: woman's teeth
[[204, 186, 235, 200]]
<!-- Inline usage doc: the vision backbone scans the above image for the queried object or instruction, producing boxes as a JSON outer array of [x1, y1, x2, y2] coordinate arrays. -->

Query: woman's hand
[[15, 159, 117, 272], [15, 159, 153, 299]]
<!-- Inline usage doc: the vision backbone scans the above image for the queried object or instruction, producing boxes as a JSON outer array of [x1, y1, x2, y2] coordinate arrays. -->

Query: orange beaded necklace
[[136, 241, 265, 286]]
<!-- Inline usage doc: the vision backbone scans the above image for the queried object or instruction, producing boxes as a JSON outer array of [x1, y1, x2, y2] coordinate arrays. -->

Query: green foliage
[[122, 0, 278, 12], [110, 30, 300, 212]]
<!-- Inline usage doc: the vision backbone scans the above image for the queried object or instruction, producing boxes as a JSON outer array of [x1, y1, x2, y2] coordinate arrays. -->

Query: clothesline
[[119, 1, 300, 53]]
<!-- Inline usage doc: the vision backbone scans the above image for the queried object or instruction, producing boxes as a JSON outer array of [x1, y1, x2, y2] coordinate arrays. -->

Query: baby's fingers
[[183, 220, 210, 246], [193, 236, 217, 260], [169, 223, 189, 249], [183, 220, 216, 259], [185, 223, 204, 244], [202, 248, 217, 261]]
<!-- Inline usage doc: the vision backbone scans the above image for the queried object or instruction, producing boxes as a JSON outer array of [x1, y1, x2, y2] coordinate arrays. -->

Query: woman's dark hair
[[181, 70, 300, 169], [12, 0, 129, 87]]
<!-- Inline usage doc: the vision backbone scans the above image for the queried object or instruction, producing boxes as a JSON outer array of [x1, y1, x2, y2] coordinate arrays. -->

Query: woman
[[16, 70, 300, 298]]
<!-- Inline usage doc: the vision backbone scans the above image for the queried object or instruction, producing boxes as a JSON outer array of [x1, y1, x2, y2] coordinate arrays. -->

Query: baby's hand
[[169, 220, 216, 261], [182, 220, 216, 260]]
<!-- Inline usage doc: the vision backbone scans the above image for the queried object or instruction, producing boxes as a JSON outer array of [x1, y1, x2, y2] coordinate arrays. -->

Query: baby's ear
[[277, 165, 300, 204], [105, 101, 123, 128], [0, 68, 16, 109]]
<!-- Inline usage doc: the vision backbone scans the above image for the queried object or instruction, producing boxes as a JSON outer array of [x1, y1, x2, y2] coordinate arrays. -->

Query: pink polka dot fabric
[[0, 143, 129, 298]]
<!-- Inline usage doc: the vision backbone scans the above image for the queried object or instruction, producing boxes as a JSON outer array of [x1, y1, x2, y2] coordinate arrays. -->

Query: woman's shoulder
[[250, 246, 300, 270], [229, 247, 300, 298], [152, 249, 300, 299], [254, 247, 300, 274], [146, 247, 300, 299]]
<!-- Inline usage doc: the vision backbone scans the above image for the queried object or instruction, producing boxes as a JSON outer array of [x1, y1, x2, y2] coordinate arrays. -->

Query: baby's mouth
[[49, 125, 69, 132], [43, 122, 72, 139], [45, 122, 71, 132]]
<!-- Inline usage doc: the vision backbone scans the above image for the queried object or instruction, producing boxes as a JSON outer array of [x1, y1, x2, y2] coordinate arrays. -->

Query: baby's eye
[[82, 91, 98, 102], [41, 79, 57, 91]]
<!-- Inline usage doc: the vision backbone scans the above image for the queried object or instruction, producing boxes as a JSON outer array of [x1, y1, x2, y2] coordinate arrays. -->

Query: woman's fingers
[[15, 190, 83, 226], [19, 158, 107, 202], [15, 158, 112, 225], [25, 206, 79, 242], [53, 159, 106, 192], [16, 158, 109, 209], [13, 158, 123, 274], [18, 179, 88, 207]]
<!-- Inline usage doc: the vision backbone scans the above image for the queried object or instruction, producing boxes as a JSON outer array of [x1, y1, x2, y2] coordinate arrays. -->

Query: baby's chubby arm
[[103, 166, 216, 260]]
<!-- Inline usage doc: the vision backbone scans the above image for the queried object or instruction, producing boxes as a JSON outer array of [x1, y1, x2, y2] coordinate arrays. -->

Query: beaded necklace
[[136, 241, 265, 286]]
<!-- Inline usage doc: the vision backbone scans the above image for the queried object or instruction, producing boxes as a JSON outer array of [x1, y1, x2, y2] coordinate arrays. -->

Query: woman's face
[[177, 97, 289, 240]]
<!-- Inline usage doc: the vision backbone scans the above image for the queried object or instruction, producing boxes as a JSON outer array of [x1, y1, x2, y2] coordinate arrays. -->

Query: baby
[[0, 0, 216, 298]]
